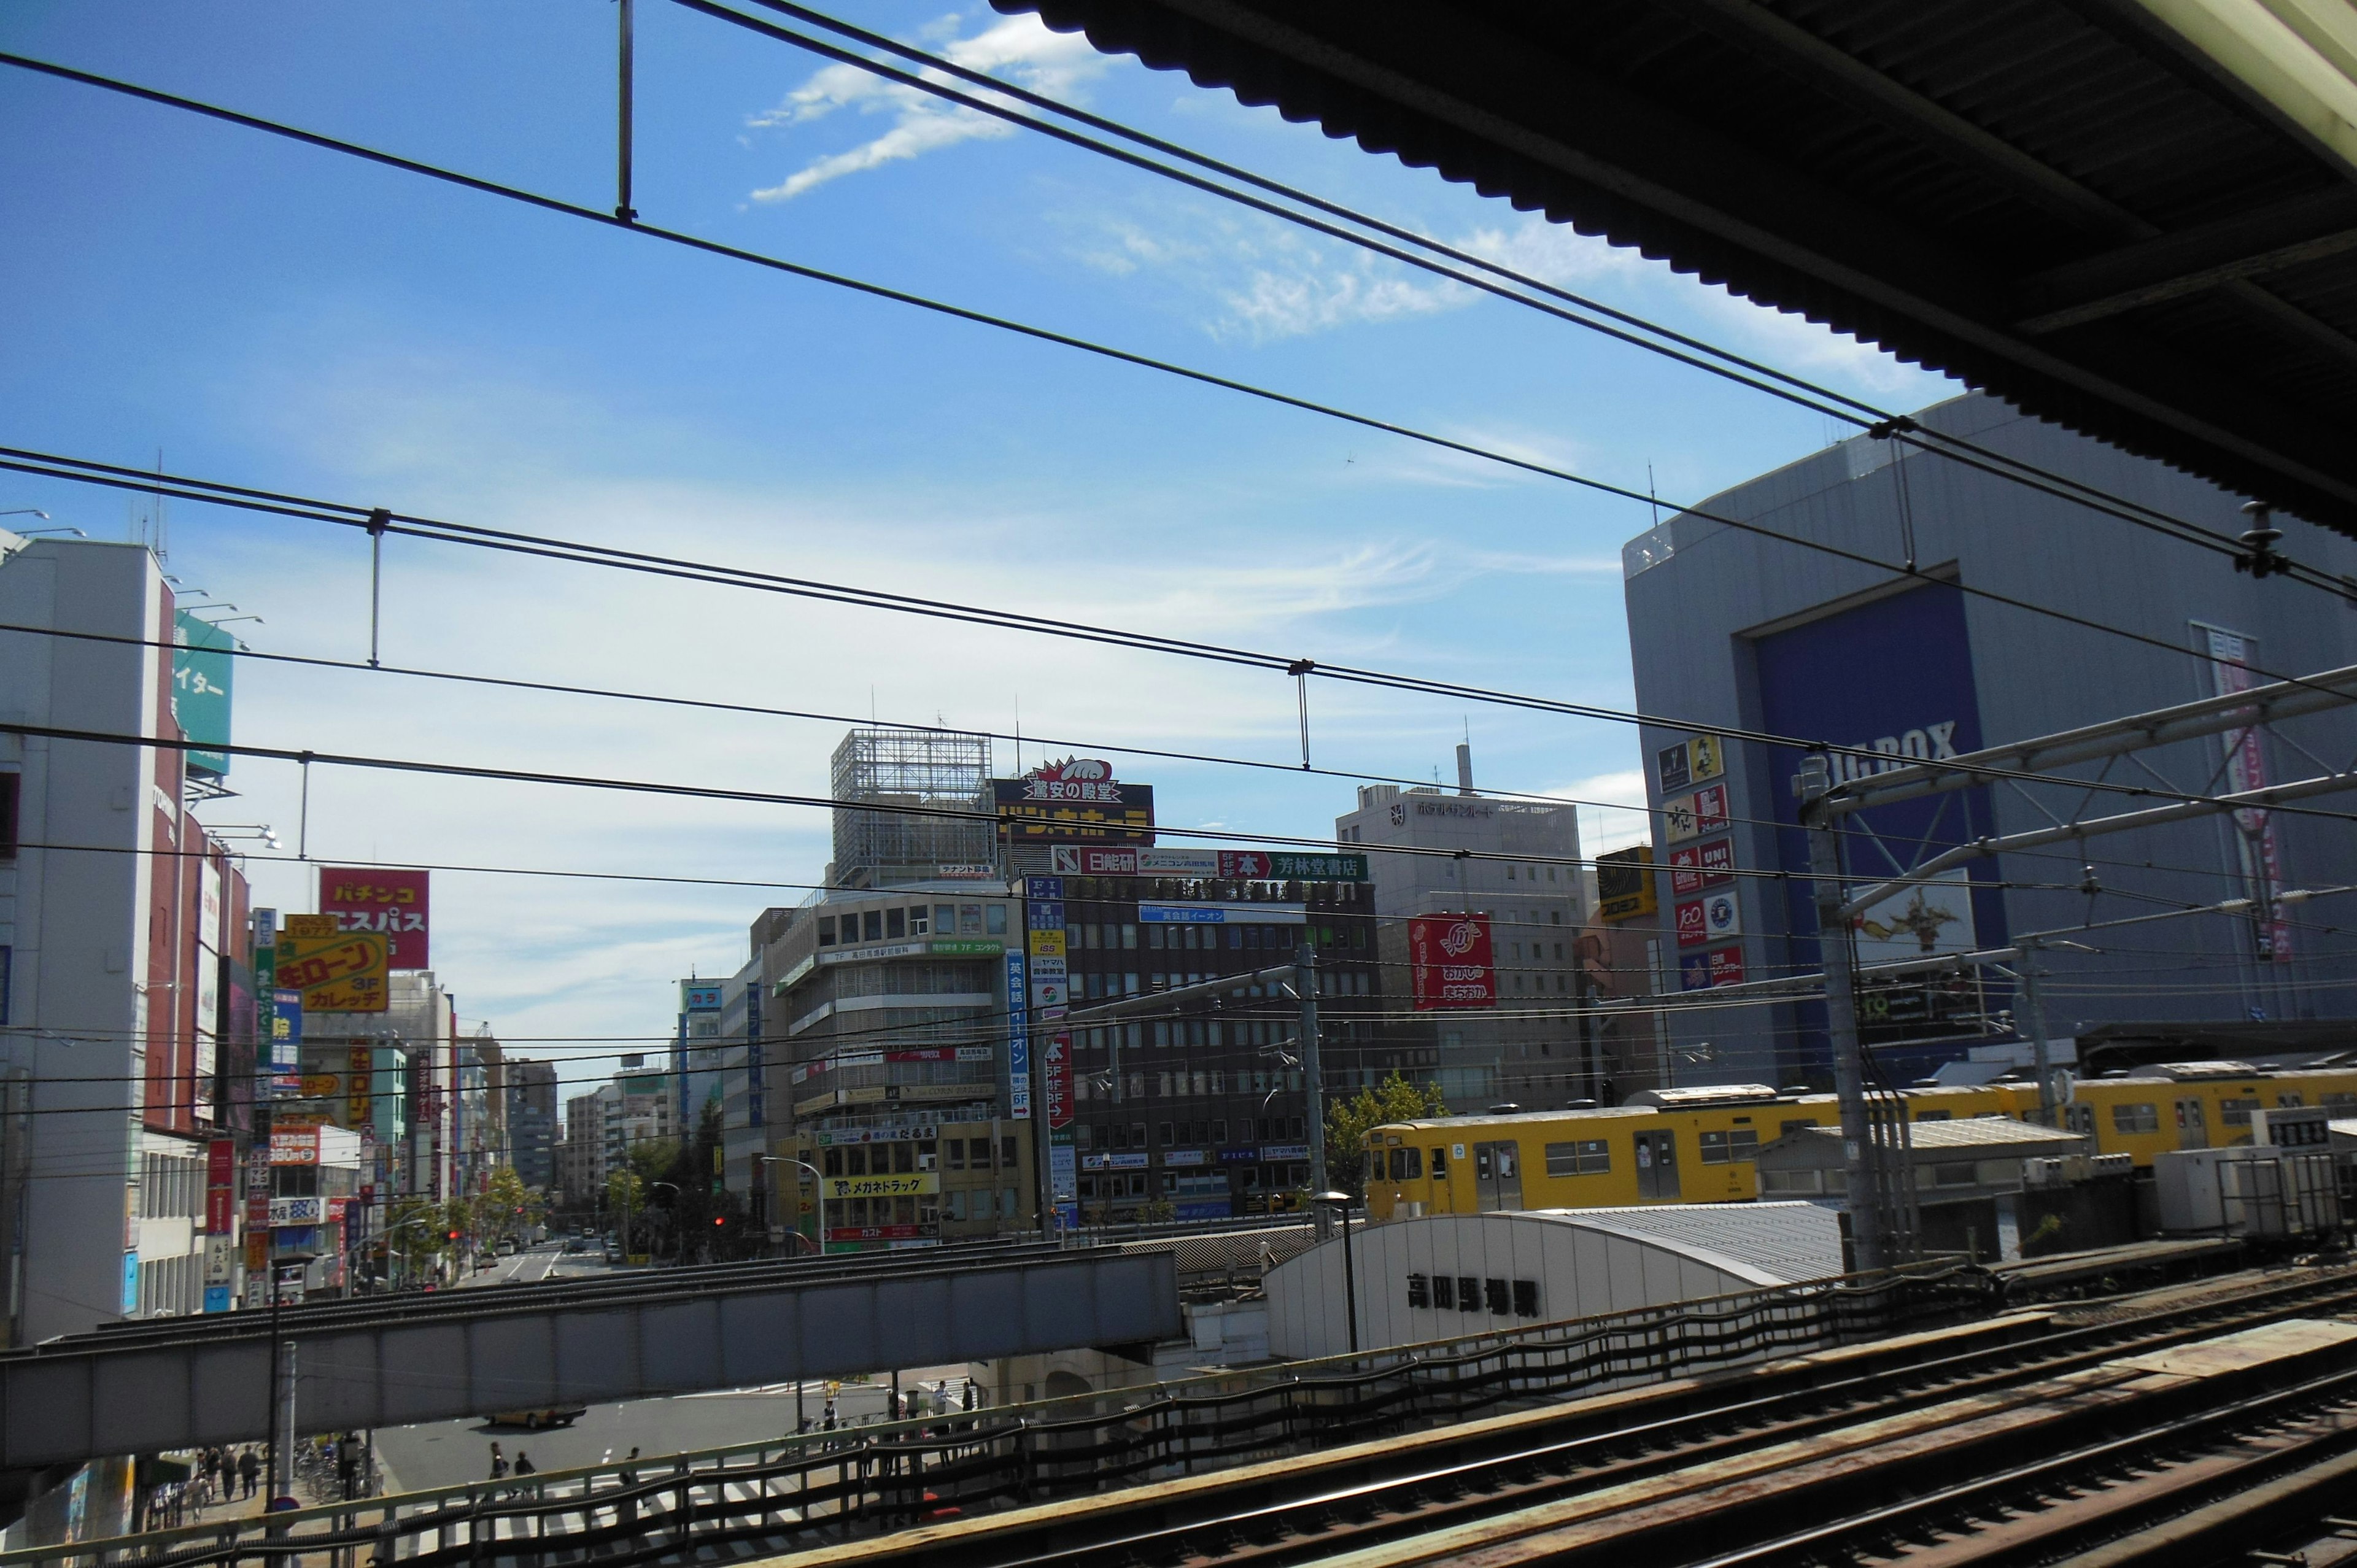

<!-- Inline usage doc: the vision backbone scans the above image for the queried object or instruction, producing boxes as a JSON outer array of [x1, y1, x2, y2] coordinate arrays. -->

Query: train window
[[1389, 1147, 1423, 1181], [1430, 1147, 1449, 1178], [1484, 1278, 1511, 1314], [1544, 1140, 1611, 1176], [1431, 1275, 1455, 1309], [1779, 1118, 1819, 1137], [1407, 1273, 1431, 1308], [1512, 1280, 1539, 1317], [2112, 1103, 2160, 1133], [1914, 1110, 1953, 1122], [2065, 1105, 2096, 1136], [2324, 1094, 2357, 1110], [2277, 1094, 2304, 1107], [2220, 1097, 2261, 1126], [1698, 1129, 1760, 1165]]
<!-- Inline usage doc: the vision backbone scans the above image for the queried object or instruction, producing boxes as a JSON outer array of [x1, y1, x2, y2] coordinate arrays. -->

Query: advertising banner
[[318, 868, 431, 970], [171, 609, 236, 779], [1047, 846, 1367, 880], [1137, 903, 1306, 925], [826, 1225, 935, 1243], [823, 1174, 939, 1199], [1408, 915, 1496, 1010], [1679, 946, 1746, 991], [1753, 580, 2001, 1058], [277, 925, 390, 1013], [1027, 928, 1066, 959], [995, 760, 1155, 843], [271, 989, 303, 1090], [1049, 1131, 1077, 1207], [1005, 949, 1031, 1119], [1669, 838, 1736, 896], [205, 1138, 236, 1234], [347, 1044, 373, 1129], [1044, 1028, 1074, 1128], [269, 1127, 320, 1165], [1674, 898, 1709, 948], [1596, 846, 1657, 922], [2199, 624, 2293, 962], [1655, 733, 1724, 794], [268, 1196, 325, 1226]]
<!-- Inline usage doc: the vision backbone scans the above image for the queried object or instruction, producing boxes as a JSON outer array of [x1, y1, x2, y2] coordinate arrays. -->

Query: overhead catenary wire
[[2, 56, 2353, 708], [10, 451, 2356, 835], [697, 0, 2355, 596]]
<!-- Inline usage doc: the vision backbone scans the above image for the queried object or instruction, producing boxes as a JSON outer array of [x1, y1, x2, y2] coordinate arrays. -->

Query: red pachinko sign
[[1409, 914, 1496, 1010], [319, 867, 431, 970], [205, 1138, 236, 1234], [1044, 1030, 1075, 1129]]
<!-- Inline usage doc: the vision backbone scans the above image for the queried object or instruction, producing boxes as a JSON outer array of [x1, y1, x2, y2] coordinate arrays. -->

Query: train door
[[1635, 1130, 1681, 1199], [2175, 1097, 2209, 1150], [1473, 1141, 1522, 1211]]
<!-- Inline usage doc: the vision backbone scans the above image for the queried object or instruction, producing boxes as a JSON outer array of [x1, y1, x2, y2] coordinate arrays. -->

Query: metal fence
[[9, 1261, 1999, 1568]]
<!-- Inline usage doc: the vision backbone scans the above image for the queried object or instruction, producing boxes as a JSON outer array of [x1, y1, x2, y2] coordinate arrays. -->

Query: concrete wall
[[1266, 1210, 1811, 1360]]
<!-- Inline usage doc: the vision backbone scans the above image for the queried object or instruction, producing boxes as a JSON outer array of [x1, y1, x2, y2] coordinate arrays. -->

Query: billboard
[[1408, 914, 1496, 1010], [277, 922, 390, 1013], [171, 610, 235, 778], [1752, 580, 2003, 1062], [1050, 845, 1367, 880], [319, 869, 430, 970], [994, 759, 1155, 844], [1595, 846, 1657, 922], [1655, 733, 1723, 795], [1043, 1028, 1074, 1127], [1668, 838, 1735, 896]]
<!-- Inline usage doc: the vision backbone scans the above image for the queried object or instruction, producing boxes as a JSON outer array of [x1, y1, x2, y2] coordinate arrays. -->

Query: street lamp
[[759, 1156, 826, 1257], [1312, 1191, 1360, 1354]]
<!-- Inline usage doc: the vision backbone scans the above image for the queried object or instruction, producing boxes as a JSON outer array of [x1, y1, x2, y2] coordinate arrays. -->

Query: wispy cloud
[[1549, 767, 1652, 855], [748, 15, 1107, 203]]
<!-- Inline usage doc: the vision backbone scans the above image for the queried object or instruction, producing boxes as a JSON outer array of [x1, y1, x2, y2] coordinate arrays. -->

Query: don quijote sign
[[1409, 914, 1496, 1010]]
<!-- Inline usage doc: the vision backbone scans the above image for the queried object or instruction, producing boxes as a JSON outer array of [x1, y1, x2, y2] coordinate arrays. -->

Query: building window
[[1002, 1135, 1018, 1168], [0, 772, 17, 858], [2112, 1102, 2160, 1134], [1761, 1168, 1824, 1194], [862, 911, 883, 941], [886, 908, 906, 939], [818, 917, 837, 946], [1698, 1129, 1760, 1164], [987, 905, 1008, 935], [910, 906, 929, 935], [935, 903, 954, 935], [946, 1140, 965, 1172]]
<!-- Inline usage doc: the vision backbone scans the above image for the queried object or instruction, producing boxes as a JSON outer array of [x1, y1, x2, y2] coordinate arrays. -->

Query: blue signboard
[[1752, 580, 2005, 1075], [1174, 1199, 1233, 1222], [203, 1284, 231, 1314], [1023, 876, 1064, 902], [121, 1251, 140, 1313], [745, 985, 765, 1127]]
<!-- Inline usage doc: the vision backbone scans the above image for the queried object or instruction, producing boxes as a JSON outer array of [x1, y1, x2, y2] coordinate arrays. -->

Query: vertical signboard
[[1044, 1029, 1074, 1128], [1408, 915, 1496, 1009], [2198, 624, 2292, 962], [171, 609, 235, 779], [1753, 580, 2001, 1068], [1004, 949, 1031, 1120], [347, 1043, 374, 1130], [318, 868, 431, 970], [745, 983, 765, 1128]]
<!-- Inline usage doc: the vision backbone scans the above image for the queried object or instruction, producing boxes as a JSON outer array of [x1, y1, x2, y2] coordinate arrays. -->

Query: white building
[[0, 532, 249, 1345], [1267, 1203, 1843, 1359], [1335, 744, 1586, 1110]]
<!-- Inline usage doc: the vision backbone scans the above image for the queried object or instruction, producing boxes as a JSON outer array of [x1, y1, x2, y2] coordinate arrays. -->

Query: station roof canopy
[[997, 0, 2357, 536]]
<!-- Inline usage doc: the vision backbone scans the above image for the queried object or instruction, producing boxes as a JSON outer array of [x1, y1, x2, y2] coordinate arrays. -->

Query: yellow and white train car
[[1363, 1064, 2357, 1221]]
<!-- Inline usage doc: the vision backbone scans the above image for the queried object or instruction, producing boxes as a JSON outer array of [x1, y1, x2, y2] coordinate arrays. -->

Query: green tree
[[481, 1165, 532, 1240], [605, 1167, 645, 1255], [1325, 1072, 1450, 1201]]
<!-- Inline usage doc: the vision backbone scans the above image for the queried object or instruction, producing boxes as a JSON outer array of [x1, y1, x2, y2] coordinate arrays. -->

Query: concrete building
[[1335, 746, 1587, 1110], [559, 1089, 609, 1208], [0, 531, 258, 1345], [1267, 1203, 1844, 1359], [1620, 393, 2357, 1090]]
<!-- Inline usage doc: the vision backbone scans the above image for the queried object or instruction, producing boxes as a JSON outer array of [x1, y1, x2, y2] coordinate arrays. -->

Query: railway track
[[777, 1263, 2357, 1568]]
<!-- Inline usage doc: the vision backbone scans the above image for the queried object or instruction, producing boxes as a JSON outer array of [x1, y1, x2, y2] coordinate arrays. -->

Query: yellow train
[[1362, 1064, 2357, 1220]]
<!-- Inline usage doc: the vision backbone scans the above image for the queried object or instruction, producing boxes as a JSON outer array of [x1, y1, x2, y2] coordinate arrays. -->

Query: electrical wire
[[700, 0, 2356, 598], [3, 56, 2354, 708], [10, 450, 2355, 833]]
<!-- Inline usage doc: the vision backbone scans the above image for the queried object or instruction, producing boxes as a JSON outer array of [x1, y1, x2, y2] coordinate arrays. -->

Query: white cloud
[[748, 15, 1108, 203], [1549, 767, 1652, 855]]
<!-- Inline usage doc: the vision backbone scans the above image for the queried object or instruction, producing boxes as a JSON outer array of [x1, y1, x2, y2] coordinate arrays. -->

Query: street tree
[[1324, 1072, 1451, 1202]]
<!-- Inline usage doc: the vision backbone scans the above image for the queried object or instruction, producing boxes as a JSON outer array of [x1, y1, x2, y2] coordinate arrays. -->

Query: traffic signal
[[711, 1216, 725, 1227], [446, 1230, 460, 1242]]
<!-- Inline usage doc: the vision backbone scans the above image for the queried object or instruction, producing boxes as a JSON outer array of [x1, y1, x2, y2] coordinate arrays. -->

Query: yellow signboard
[[298, 1074, 341, 1099], [284, 913, 340, 939], [824, 1173, 940, 1200], [347, 1045, 374, 1127], [1596, 846, 1658, 924], [278, 929, 390, 1013], [1028, 928, 1066, 959], [1689, 733, 1724, 784]]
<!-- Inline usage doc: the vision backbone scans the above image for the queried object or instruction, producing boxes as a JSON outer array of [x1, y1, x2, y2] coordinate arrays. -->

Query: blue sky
[[1, 1, 1957, 1087]]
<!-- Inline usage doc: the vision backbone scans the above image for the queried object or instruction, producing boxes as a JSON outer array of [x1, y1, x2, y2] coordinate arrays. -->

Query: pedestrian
[[514, 1453, 535, 1477], [617, 1447, 639, 1486], [238, 1446, 260, 1499], [488, 1442, 508, 1481], [200, 1448, 220, 1507]]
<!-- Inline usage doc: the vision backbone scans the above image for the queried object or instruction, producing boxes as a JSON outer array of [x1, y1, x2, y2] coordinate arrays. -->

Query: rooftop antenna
[[1647, 464, 1660, 527]]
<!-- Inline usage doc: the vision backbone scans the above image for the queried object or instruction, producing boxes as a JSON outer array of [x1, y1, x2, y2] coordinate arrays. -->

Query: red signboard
[[1706, 946, 1745, 987], [319, 867, 431, 970], [206, 1138, 236, 1234], [269, 1127, 319, 1165], [1044, 1030, 1075, 1128], [825, 1225, 934, 1242], [1693, 784, 1730, 836], [1674, 898, 1709, 948], [1408, 915, 1496, 1010], [1668, 838, 1736, 897]]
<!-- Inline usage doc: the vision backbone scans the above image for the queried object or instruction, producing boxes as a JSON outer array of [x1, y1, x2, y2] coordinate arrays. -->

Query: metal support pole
[[2020, 945, 2057, 1125], [1298, 945, 1326, 1202], [614, 0, 637, 222], [1338, 1202, 1358, 1354], [1797, 757, 1888, 1273], [365, 508, 388, 668], [263, 1263, 282, 1499], [274, 1340, 298, 1507]]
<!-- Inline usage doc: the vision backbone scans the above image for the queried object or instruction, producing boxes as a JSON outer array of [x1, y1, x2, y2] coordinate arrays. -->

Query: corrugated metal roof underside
[[999, 0, 2357, 535]]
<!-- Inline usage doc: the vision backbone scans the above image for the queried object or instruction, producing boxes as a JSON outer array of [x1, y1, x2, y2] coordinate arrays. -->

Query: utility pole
[[1797, 755, 1890, 1273], [1298, 944, 1327, 1210], [2018, 943, 2057, 1126]]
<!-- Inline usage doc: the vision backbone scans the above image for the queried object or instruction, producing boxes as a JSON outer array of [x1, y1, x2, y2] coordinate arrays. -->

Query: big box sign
[[1408, 914, 1496, 1010], [319, 868, 431, 970]]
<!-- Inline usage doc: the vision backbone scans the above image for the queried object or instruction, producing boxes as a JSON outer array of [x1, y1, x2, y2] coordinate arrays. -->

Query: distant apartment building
[[1335, 744, 1591, 1111], [507, 1059, 558, 1190]]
